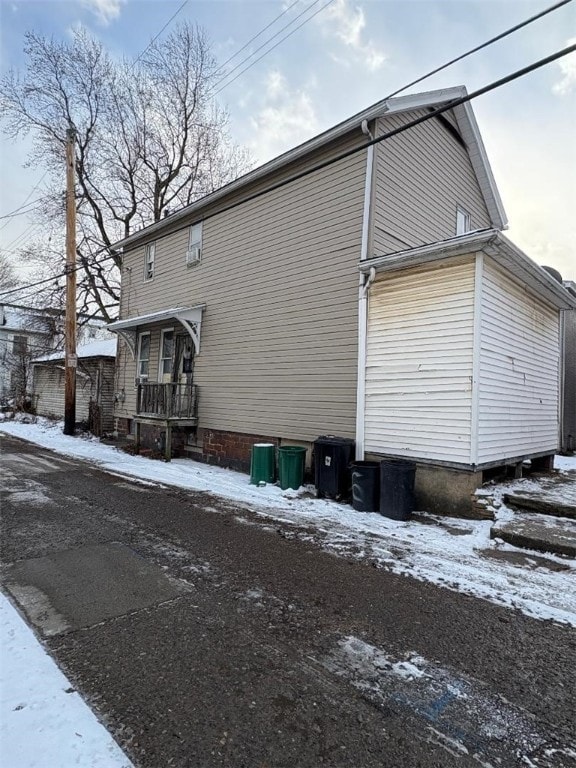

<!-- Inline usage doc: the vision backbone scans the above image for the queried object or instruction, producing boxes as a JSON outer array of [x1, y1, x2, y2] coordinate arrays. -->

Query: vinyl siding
[[372, 109, 491, 256], [33, 359, 115, 431], [364, 257, 476, 463], [116, 134, 367, 441], [477, 259, 560, 463]]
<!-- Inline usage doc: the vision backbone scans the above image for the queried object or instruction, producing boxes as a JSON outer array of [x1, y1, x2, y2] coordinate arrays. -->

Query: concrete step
[[503, 492, 576, 519], [491, 513, 576, 559]]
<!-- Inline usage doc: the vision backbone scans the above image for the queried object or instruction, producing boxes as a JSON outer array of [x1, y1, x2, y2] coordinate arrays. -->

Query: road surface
[[1, 433, 575, 767]]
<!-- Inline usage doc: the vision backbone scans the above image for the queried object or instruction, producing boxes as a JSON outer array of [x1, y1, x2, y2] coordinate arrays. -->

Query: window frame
[[456, 206, 472, 236], [186, 222, 203, 266], [158, 327, 175, 380], [144, 241, 156, 281], [137, 332, 151, 380]]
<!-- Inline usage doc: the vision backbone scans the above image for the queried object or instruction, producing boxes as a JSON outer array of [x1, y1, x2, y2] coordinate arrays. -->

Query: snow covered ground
[[0, 592, 132, 768], [1, 417, 575, 631]]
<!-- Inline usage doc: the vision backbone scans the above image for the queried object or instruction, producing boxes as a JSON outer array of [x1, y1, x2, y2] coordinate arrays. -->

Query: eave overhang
[[105, 305, 205, 357], [359, 230, 576, 310]]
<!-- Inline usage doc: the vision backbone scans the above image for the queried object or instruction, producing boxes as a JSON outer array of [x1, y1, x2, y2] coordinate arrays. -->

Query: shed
[[359, 230, 576, 514], [32, 339, 117, 435]]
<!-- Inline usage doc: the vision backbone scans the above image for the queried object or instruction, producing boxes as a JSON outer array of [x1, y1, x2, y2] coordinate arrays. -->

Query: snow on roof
[[33, 338, 117, 363]]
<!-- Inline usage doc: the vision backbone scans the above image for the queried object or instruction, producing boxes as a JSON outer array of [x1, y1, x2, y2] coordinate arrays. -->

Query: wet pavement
[[2, 433, 576, 768]]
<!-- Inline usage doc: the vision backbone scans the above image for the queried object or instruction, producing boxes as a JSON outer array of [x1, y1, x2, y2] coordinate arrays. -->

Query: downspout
[[355, 123, 376, 460]]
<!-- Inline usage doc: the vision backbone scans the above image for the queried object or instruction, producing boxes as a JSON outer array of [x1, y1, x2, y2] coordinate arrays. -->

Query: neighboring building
[[561, 281, 576, 453], [105, 86, 576, 515], [0, 303, 61, 403], [33, 338, 117, 435]]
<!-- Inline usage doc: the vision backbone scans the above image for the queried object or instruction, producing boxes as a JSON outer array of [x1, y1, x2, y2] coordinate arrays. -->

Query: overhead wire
[[212, 0, 336, 95], [214, 0, 301, 77], [130, 0, 189, 69]]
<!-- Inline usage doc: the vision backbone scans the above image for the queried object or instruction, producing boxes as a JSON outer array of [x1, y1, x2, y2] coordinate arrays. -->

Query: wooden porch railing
[[136, 382, 198, 419]]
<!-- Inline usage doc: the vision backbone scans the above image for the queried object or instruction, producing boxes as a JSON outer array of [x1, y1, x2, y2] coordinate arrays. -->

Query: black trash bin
[[351, 461, 380, 512], [379, 459, 416, 520], [314, 435, 355, 499]]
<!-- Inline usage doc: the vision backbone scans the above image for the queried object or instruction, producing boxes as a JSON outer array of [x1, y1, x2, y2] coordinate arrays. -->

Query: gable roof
[[112, 86, 506, 252]]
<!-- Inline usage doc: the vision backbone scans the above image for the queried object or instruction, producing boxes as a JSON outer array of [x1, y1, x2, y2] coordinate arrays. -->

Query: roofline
[[112, 85, 505, 252], [359, 229, 576, 310], [455, 101, 507, 230], [105, 304, 205, 331]]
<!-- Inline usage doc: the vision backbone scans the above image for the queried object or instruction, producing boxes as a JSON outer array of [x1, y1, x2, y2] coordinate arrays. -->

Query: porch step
[[503, 492, 576, 520], [503, 470, 576, 520], [491, 513, 576, 559]]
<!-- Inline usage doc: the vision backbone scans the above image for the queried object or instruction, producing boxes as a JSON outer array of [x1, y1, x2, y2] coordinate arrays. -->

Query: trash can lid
[[314, 435, 355, 445]]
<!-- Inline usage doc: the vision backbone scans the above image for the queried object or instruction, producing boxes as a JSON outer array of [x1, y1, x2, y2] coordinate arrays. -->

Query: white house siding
[[371, 109, 491, 256], [477, 259, 560, 463], [115, 133, 367, 441], [364, 257, 476, 463]]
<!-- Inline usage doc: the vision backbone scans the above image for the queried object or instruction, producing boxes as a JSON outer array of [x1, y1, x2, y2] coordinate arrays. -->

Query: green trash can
[[278, 446, 307, 490], [250, 443, 276, 485]]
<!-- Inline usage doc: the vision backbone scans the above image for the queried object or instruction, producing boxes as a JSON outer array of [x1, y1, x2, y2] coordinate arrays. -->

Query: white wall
[[364, 257, 476, 463], [477, 259, 560, 463]]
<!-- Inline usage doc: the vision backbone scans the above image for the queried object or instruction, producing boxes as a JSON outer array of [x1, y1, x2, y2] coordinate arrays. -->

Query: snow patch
[[0, 592, 132, 767]]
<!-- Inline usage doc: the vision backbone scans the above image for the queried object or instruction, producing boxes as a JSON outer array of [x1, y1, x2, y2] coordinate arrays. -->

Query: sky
[[0, 0, 574, 284]]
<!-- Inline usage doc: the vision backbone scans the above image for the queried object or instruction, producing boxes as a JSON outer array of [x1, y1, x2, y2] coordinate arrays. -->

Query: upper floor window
[[144, 242, 155, 281], [137, 332, 150, 379], [456, 206, 472, 235], [12, 335, 28, 356], [187, 222, 202, 266]]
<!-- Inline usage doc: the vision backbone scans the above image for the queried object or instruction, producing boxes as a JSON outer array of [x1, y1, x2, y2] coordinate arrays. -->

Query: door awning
[[105, 305, 205, 357]]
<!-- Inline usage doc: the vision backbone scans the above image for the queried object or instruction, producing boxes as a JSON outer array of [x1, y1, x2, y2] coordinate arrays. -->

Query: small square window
[[187, 223, 202, 266], [456, 207, 472, 235], [144, 242, 155, 280]]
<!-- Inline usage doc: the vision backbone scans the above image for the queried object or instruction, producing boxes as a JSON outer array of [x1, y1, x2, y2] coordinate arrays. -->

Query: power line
[[212, 0, 335, 95], [2, 221, 45, 252], [214, 0, 301, 77], [2, 42, 574, 302], [385, 0, 574, 100], [0, 197, 45, 221], [131, 0, 189, 69]]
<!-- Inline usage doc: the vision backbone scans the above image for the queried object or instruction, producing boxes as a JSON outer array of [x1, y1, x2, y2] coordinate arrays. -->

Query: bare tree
[[0, 253, 18, 293], [1, 25, 251, 321]]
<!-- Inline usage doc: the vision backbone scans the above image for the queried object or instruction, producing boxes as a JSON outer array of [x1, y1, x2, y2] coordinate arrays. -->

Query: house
[[32, 338, 117, 435], [0, 303, 61, 403], [106, 86, 576, 515]]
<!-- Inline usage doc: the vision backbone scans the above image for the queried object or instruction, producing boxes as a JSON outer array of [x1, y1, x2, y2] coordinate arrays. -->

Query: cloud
[[319, 0, 385, 72], [247, 71, 320, 163], [81, 0, 124, 25], [553, 39, 576, 96]]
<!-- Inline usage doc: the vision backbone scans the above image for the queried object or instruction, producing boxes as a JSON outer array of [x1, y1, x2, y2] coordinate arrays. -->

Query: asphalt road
[[1, 433, 575, 768]]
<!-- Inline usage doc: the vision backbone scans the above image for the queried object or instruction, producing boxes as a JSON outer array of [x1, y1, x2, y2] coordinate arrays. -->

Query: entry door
[[173, 334, 194, 384]]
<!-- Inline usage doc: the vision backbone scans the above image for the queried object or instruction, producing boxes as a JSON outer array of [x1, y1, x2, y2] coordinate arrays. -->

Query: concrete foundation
[[413, 464, 484, 519]]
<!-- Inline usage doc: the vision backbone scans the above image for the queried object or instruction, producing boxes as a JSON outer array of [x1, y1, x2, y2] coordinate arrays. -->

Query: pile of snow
[[1, 417, 575, 627], [0, 593, 132, 767]]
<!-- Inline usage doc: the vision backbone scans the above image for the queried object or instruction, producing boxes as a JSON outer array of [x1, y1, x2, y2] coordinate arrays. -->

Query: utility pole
[[63, 125, 77, 436]]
